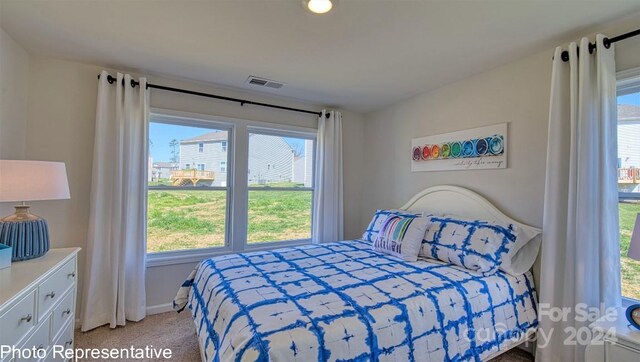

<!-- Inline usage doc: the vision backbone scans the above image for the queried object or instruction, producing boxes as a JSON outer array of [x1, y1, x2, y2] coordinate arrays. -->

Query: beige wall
[[0, 29, 30, 216], [362, 50, 551, 229], [15, 55, 364, 311], [0, 29, 29, 159], [360, 16, 640, 233]]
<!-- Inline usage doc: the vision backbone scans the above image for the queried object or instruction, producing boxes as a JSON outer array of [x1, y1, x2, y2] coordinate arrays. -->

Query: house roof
[[181, 131, 228, 144], [619, 104, 640, 121]]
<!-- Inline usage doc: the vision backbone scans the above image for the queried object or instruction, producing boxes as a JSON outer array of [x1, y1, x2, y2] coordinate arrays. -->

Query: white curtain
[[81, 71, 149, 331], [312, 110, 344, 243], [537, 35, 620, 362]]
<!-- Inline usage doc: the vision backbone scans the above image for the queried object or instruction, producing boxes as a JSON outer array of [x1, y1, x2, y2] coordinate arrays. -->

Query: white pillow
[[499, 226, 541, 275], [372, 215, 431, 262]]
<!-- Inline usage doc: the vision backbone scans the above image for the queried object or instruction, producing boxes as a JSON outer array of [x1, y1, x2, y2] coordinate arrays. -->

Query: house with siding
[[152, 161, 179, 180], [292, 139, 314, 188], [178, 132, 312, 187], [179, 131, 228, 186], [618, 104, 640, 192]]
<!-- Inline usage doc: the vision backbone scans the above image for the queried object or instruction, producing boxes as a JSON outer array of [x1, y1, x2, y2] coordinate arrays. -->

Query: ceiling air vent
[[246, 76, 285, 89]]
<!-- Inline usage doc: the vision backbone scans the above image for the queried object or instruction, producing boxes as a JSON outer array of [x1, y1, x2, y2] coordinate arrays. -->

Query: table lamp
[[626, 213, 640, 330], [0, 160, 70, 261]]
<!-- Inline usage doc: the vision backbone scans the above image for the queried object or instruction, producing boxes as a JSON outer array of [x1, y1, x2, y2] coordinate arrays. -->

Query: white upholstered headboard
[[400, 185, 541, 238]]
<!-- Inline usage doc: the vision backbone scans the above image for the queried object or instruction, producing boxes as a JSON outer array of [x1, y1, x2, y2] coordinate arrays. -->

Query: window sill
[[623, 296, 640, 308], [244, 239, 312, 251], [146, 239, 312, 267]]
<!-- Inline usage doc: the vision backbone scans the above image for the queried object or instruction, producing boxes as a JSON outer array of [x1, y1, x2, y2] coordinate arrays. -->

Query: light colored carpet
[[76, 311, 533, 361], [75, 311, 200, 361]]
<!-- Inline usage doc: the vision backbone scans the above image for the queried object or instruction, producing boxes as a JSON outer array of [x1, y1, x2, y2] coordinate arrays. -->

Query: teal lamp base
[[0, 205, 50, 261]]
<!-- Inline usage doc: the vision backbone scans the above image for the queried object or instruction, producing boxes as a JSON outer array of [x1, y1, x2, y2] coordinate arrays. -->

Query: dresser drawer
[[47, 319, 74, 362], [37, 259, 76, 319], [15, 315, 50, 362], [0, 290, 36, 347], [605, 339, 640, 361], [50, 289, 75, 341]]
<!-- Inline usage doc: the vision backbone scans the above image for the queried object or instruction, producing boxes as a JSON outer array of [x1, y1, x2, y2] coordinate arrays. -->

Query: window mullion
[[231, 124, 249, 252]]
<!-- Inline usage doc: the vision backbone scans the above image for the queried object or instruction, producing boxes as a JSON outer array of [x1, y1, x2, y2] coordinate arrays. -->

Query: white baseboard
[[146, 302, 174, 315]]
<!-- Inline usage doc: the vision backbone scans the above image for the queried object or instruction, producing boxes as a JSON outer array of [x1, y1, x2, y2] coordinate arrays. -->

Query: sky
[[618, 92, 640, 106], [149, 122, 305, 162]]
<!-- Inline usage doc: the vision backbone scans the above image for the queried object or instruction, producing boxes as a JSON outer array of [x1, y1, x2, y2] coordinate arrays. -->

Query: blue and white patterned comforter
[[181, 240, 537, 362]]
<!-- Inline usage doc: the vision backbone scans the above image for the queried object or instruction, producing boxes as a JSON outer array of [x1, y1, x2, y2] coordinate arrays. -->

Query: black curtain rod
[[98, 74, 327, 118], [560, 27, 640, 62]]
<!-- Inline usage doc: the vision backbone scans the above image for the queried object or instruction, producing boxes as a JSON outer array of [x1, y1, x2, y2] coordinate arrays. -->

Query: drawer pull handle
[[68, 272, 76, 278], [37, 344, 44, 350], [65, 340, 73, 347], [46, 291, 56, 299], [20, 314, 32, 323], [63, 308, 71, 315]]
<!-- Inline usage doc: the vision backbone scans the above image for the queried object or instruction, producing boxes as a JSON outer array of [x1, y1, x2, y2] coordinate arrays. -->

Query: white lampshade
[[0, 160, 70, 203], [629, 213, 640, 261]]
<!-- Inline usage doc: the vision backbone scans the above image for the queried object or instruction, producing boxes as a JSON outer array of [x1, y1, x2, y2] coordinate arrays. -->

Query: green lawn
[[146, 189, 311, 252], [148, 178, 173, 187], [620, 202, 640, 300]]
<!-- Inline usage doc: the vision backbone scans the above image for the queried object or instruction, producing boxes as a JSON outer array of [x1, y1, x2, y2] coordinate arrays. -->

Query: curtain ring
[[603, 37, 611, 49]]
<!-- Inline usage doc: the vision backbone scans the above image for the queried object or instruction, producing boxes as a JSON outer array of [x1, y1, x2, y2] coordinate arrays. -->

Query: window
[[617, 69, 640, 301], [146, 111, 316, 263], [247, 131, 315, 244], [147, 119, 230, 254]]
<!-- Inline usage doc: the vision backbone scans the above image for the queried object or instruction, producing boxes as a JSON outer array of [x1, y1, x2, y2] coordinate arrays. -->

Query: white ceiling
[[2, 0, 640, 113]]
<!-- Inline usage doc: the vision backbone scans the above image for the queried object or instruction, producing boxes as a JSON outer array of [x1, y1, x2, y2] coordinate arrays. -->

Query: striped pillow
[[372, 215, 431, 262], [362, 209, 420, 242]]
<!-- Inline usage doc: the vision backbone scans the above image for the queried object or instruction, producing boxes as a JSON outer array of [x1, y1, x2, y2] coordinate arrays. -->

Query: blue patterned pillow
[[362, 209, 420, 242], [419, 216, 518, 275], [372, 215, 431, 262]]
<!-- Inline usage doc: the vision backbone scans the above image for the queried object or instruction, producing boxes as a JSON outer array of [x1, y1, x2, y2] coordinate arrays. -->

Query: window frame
[[146, 112, 235, 266], [245, 126, 317, 250], [146, 108, 317, 267], [617, 67, 640, 304]]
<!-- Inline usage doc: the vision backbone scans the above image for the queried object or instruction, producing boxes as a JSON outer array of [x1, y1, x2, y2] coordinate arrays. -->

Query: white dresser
[[585, 307, 640, 362], [0, 248, 80, 362]]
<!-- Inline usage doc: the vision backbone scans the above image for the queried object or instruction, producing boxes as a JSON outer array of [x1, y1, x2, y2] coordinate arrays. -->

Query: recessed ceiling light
[[305, 0, 333, 14]]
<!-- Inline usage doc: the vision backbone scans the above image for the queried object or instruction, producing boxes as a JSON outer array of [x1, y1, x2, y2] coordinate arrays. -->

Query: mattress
[[181, 240, 538, 361]]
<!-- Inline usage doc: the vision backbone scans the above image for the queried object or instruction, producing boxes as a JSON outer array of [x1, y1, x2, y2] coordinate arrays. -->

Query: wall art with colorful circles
[[411, 123, 508, 172]]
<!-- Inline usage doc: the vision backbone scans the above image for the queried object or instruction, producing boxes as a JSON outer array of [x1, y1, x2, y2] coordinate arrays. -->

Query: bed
[[175, 185, 541, 361]]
